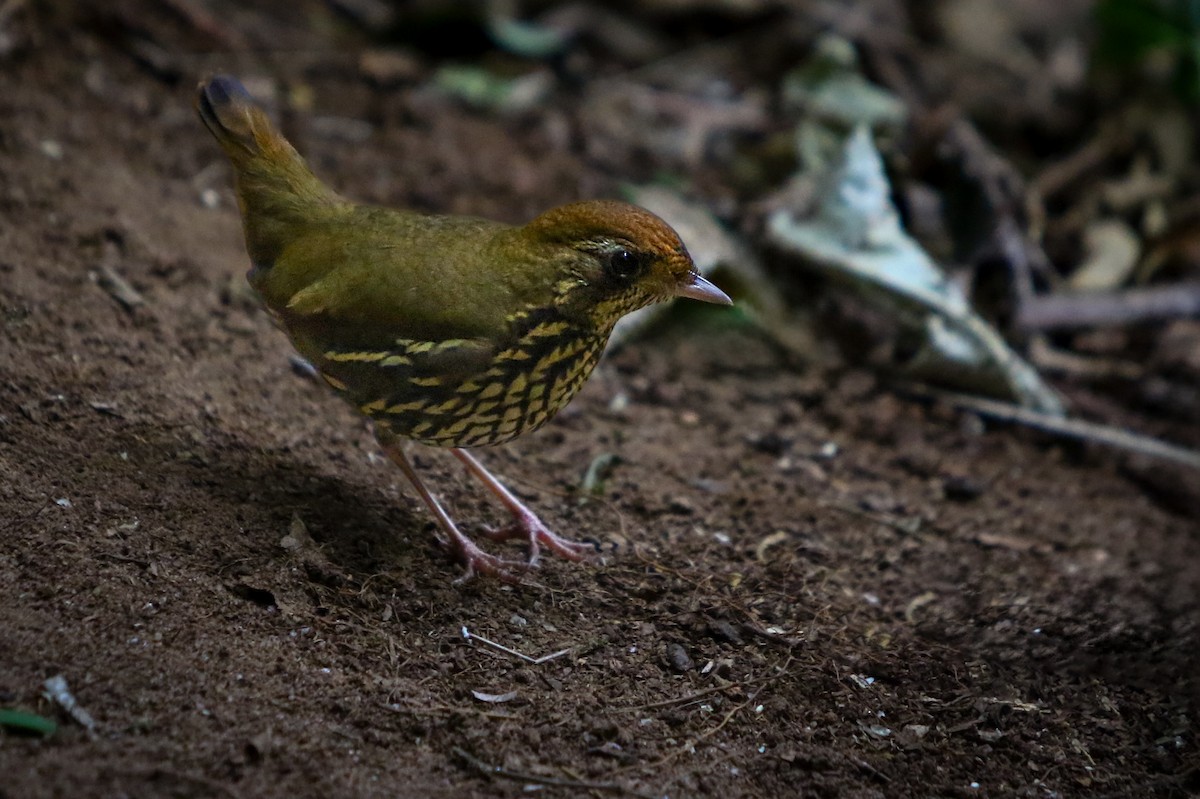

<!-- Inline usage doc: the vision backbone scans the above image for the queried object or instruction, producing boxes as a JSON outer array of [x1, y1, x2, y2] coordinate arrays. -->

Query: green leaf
[[0, 708, 58, 737]]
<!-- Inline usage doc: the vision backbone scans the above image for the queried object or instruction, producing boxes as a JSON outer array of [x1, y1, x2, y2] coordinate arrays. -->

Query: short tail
[[196, 75, 340, 265], [197, 75, 272, 157]]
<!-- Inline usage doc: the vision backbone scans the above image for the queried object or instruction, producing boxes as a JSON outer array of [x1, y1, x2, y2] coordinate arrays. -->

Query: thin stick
[[1016, 281, 1200, 332], [899, 385, 1200, 470], [461, 627, 572, 665], [1030, 124, 1128, 200], [637, 698, 753, 771]]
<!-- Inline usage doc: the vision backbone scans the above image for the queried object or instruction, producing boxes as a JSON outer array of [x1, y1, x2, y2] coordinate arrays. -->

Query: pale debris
[[781, 34, 907, 173], [42, 674, 97, 737], [768, 126, 1064, 415]]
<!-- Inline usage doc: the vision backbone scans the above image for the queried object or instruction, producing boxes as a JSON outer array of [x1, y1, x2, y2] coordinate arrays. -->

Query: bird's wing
[[261, 208, 534, 348]]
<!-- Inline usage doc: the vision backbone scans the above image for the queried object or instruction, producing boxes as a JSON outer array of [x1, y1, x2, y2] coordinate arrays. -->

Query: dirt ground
[[2, 2, 1198, 797]]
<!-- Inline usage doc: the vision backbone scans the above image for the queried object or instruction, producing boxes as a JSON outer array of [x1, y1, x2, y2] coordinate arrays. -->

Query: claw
[[449, 538, 531, 585], [480, 515, 594, 566]]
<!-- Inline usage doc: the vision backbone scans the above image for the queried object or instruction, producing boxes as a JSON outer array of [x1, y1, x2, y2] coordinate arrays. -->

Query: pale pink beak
[[675, 272, 732, 305]]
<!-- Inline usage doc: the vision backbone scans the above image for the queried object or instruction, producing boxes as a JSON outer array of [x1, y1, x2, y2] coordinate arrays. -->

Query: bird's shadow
[[122, 415, 448, 587]]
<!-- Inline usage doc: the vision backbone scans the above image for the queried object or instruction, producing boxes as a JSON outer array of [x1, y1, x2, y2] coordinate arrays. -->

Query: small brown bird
[[197, 75, 730, 580]]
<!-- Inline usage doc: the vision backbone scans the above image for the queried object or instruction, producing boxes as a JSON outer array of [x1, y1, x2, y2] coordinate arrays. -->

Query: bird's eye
[[605, 247, 643, 280]]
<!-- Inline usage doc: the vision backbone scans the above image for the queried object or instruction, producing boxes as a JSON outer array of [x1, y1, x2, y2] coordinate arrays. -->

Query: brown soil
[[2, 3, 1197, 798]]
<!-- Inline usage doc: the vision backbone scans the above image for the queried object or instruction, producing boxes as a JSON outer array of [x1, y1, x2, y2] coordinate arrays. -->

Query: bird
[[196, 75, 731, 581]]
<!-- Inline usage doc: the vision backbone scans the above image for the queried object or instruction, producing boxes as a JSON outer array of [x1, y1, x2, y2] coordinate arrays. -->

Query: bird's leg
[[377, 435, 527, 583], [451, 448, 595, 566]]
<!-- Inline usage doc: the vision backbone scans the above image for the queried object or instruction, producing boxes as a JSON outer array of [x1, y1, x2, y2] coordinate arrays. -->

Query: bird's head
[[520, 200, 731, 331]]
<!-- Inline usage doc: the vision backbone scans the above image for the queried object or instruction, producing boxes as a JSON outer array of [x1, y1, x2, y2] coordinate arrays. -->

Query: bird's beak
[[675, 272, 732, 305]]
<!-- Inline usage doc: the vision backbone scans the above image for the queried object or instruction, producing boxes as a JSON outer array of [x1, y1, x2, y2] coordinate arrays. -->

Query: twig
[[993, 213, 1060, 309], [817, 498, 922, 535], [898, 384, 1200, 471], [638, 698, 754, 771], [160, 0, 248, 49], [461, 626, 571, 665], [1027, 338, 1144, 382], [451, 747, 656, 798], [1030, 123, 1130, 200], [95, 264, 145, 312], [0, 497, 51, 537], [852, 755, 892, 784], [624, 658, 793, 775], [1016, 282, 1200, 332], [623, 669, 789, 713], [941, 119, 1027, 219]]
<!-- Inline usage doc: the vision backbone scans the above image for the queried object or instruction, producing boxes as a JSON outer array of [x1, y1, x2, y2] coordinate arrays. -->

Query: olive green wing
[[257, 207, 524, 346], [254, 206, 552, 410]]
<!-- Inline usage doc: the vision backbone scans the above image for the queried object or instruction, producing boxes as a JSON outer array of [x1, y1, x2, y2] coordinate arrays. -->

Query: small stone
[[747, 431, 792, 456], [707, 620, 743, 645], [667, 496, 694, 515], [279, 514, 315, 551], [359, 48, 421, 85], [665, 643, 694, 673], [943, 475, 984, 501]]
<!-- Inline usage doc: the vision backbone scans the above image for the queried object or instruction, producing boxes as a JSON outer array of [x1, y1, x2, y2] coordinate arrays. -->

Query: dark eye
[[606, 247, 643, 280]]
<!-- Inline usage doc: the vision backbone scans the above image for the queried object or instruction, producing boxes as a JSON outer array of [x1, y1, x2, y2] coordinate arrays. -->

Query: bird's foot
[[452, 448, 596, 567], [447, 535, 531, 584], [481, 509, 595, 567], [379, 436, 533, 584]]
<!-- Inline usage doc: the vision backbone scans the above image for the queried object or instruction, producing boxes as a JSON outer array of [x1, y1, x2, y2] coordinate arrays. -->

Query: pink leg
[[378, 437, 527, 583], [451, 448, 594, 566]]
